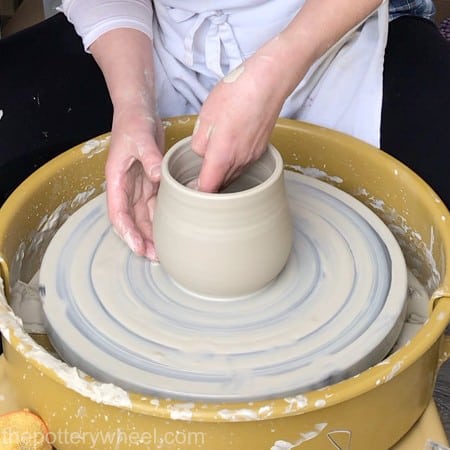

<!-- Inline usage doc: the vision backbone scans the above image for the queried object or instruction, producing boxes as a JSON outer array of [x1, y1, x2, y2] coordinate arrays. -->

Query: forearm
[[254, 0, 384, 98], [90, 30, 163, 259], [90, 29, 156, 115], [61, 0, 157, 115]]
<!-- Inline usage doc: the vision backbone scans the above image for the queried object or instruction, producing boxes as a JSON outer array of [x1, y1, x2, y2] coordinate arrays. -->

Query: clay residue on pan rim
[[0, 277, 132, 409]]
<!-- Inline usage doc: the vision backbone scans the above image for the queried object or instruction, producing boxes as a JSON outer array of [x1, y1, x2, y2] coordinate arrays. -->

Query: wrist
[[112, 85, 156, 116], [251, 35, 315, 101], [111, 102, 159, 137]]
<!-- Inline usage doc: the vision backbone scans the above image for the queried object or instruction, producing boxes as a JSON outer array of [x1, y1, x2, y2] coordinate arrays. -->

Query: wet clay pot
[[153, 137, 294, 298]]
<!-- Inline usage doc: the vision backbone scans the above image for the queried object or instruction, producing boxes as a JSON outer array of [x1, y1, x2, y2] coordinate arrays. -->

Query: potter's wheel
[[39, 171, 408, 401]]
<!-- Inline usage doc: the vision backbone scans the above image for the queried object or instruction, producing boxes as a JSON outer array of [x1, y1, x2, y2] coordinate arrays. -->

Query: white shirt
[[61, 0, 389, 147]]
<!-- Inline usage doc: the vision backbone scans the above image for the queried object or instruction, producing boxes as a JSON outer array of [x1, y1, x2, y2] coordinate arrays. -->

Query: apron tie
[[180, 10, 244, 78]]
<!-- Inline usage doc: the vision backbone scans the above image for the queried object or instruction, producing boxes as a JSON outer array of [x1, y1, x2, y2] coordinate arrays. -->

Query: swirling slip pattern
[[40, 172, 408, 401]]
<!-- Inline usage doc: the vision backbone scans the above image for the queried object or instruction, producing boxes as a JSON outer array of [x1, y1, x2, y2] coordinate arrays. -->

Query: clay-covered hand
[[191, 52, 289, 193], [106, 105, 164, 260]]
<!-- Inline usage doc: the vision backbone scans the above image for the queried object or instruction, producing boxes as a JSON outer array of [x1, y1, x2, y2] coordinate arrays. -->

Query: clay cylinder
[[153, 136, 293, 299]]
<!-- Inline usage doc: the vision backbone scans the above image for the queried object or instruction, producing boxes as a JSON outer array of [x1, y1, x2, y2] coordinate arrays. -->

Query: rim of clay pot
[[161, 136, 283, 199]]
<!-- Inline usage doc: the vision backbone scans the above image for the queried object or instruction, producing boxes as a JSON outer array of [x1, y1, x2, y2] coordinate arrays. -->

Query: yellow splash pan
[[0, 117, 449, 449]]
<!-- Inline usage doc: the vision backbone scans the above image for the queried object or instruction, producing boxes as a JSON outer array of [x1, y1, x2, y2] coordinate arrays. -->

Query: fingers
[[107, 164, 159, 260], [191, 118, 219, 158], [138, 154, 161, 259], [143, 161, 161, 184], [106, 131, 162, 258], [133, 186, 158, 260], [197, 145, 233, 192], [192, 116, 234, 191], [109, 200, 146, 256], [137, 129, 163, 182], [143, 195, 159, 260], [194, 116, 258, 192], [106, 160, 146, 256]]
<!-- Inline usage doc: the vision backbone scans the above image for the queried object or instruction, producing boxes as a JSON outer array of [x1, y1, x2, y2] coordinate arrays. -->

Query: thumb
[[140, 148, 162, 184], [145, 163, 161, 184]]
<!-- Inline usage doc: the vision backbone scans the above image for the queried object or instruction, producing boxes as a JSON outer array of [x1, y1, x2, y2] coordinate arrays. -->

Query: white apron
[[152, 0, 389, 147]]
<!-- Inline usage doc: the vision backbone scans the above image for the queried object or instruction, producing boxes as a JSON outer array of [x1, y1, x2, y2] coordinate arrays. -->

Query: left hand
[[106, 105, 164, 260], [191, 52, 288, 192]]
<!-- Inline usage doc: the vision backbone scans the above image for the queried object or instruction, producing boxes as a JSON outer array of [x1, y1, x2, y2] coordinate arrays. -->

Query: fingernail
[[146, 246, 159, 261], [123, 230, 142, 255]]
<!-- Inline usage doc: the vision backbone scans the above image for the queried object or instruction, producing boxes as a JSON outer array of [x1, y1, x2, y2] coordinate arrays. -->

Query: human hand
[[106, 105, 164, 260], [191, 54, 289, 192]]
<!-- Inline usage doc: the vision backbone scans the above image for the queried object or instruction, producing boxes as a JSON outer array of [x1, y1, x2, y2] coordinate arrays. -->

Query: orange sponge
[[0, 409, 52, 450]]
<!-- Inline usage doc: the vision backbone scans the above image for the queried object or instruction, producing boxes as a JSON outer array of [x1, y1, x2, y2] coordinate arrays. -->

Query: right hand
[[105, 104, 164, 260]]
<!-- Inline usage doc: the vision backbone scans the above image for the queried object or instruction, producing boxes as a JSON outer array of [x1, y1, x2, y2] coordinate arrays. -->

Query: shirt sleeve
[[59, 0, 154, 51]]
